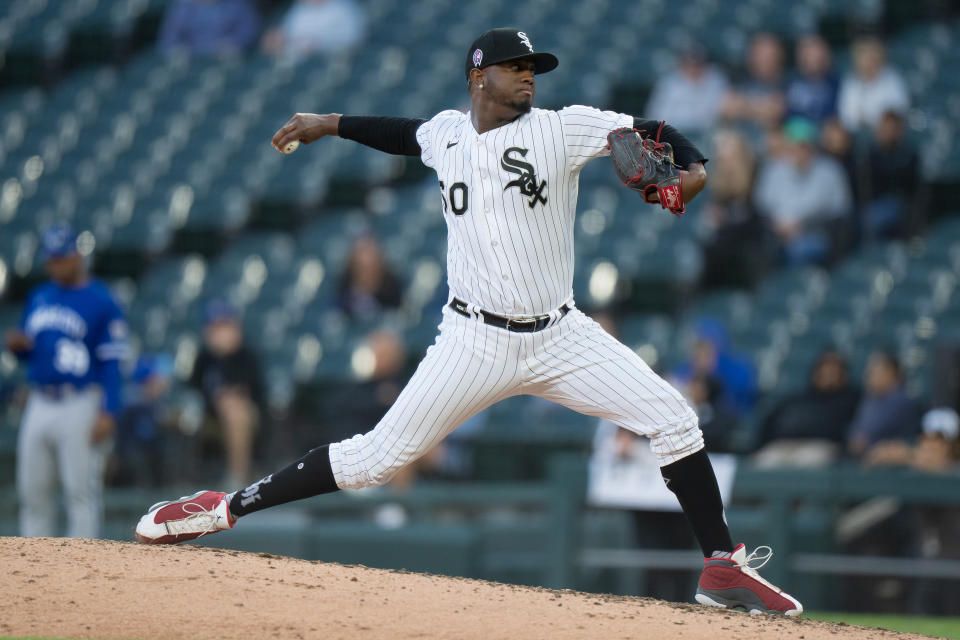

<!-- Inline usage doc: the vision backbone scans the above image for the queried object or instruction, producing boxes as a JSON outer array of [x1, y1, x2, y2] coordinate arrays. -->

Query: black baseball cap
[[465, 28, 559, 79]]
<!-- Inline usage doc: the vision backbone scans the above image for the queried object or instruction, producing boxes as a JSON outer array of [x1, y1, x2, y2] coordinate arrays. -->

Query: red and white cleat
[[135, 490, 236, 544], [695, 543, 803, 615]]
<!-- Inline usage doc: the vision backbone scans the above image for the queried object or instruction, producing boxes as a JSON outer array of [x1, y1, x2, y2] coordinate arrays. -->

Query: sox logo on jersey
[[501, 147, 547, 207], [326, 104, 704, 493]]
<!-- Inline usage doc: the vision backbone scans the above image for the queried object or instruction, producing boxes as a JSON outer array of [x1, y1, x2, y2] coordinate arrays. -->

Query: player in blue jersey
[[4, 225, 129, 538]]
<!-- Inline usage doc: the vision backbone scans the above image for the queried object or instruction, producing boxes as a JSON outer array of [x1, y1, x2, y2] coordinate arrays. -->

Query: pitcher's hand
[[271, 113, 342, 152]]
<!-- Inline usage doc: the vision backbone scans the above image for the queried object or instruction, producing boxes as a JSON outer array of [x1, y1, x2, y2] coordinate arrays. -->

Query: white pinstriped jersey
[[416, 105, 633, 316]]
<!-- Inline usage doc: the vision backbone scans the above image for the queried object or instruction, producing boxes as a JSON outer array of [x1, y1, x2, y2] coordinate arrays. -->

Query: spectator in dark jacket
[[111, 355, 175, 487], [159, 0, 261, 56], [190, 300, 265, 486], [786, 34, 840, 125], [859, 110, 919, 240], [848, 349, 923, 462], [337, 234, 403, 320], [754, 349, 860, 467]]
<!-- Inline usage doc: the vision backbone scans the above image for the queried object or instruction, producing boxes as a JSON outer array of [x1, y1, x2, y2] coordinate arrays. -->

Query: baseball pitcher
[[136, 28, 802, 615]]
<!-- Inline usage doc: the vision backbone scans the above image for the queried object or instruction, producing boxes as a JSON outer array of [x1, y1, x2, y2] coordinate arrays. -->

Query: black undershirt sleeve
[[633, 117, 708, 168], [338, 115, 426, 157]]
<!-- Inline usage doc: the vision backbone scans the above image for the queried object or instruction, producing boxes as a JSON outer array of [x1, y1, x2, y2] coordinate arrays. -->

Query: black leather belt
[[448, 297, 570, 333]]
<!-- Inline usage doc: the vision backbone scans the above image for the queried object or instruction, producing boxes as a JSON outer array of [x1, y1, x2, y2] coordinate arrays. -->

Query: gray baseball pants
[[16, 387, 106, 538]]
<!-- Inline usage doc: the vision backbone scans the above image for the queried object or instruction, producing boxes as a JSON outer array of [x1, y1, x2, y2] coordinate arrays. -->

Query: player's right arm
[[4, 329, 32, 355], [5, 288, 36, 358], [271, 113, 426, 157]]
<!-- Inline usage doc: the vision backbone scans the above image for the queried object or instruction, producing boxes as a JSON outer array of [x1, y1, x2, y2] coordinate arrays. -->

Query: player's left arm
[[90, 295, 130, 442], [633, 117, 707, 204]]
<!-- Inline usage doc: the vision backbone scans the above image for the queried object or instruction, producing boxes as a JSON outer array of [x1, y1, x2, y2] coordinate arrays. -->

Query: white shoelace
[[740, 546, 783, 592], [165, 501, 222, 538], [744, 545, 773, 570]]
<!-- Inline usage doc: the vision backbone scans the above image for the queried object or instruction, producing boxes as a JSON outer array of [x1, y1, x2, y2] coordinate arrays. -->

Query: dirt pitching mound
[[0, 537, 934, 640]]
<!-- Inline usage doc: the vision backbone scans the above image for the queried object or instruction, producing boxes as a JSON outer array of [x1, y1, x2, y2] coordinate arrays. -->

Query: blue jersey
[[19, 278, 129, 416]]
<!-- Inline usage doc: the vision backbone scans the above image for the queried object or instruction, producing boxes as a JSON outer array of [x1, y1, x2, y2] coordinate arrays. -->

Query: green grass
[[805, 612, 960, 639]]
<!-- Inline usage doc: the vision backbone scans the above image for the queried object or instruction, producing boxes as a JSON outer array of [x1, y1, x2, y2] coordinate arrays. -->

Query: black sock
[[660, 448, 734, 556], [228, 445, 339, 518]]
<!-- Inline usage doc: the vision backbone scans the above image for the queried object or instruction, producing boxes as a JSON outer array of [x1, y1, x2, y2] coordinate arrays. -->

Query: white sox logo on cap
[[473, 48, 483, 67], [517, 31, 534, 53]]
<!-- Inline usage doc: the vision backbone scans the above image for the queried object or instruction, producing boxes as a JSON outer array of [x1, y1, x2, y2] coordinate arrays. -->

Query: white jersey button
[[491, 240, 499, 247], [502, 274, 510, 281]]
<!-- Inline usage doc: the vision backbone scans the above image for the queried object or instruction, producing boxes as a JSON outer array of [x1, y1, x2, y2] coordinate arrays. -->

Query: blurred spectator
[[838, 36, 909, 133], [337, 234, 403, 320], [721, 32, 786, 129], [848, 350, 923, 464], [671, 319, 756, 416], [820, 118, 858, 195], [785, 34, 840, 125], [261, 0, 366, 60], [912, 408, 960, 473], [859, 110, 919, 241], [754, 117, 853, 264], [328, 329, 406, 440], [700, 129, 772, 289], [644, 42, 728, 134], [910, 408, 960, 615], [753, 349, 861, 467], [158, 0, 261, 56], [681, 374, 737, 452], [190, 300, 265, 486], [110, 355, 175, 487]]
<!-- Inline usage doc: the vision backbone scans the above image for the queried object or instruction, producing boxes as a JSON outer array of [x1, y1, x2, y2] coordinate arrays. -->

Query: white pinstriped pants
[[329, 304, 703, 489]]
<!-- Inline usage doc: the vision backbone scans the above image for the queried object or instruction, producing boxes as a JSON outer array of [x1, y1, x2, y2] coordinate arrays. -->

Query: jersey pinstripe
[[416, 105, 633, 316]]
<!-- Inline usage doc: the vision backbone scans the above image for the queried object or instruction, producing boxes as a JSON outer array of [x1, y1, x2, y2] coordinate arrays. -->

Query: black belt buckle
[[505, 316, 539, 332]]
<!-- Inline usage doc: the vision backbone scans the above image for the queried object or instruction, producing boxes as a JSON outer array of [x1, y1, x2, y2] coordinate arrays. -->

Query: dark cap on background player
[[41, 224, 87, 285], [465, 28, 558, 79], [40, 224, 80, 261], [204, 298, 239, 325]]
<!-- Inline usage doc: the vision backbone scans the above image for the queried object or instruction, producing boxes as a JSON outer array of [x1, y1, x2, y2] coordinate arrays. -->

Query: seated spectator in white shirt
[[838, 36, 909, 132], [262, 0, 366, 60], [754, 118, 853, 264], [644, 43, 728, 135]]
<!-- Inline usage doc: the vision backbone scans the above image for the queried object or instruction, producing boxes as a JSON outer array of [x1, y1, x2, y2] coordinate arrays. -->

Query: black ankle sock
[[660, 448, 734, 556], [228, 445, 339, 518]]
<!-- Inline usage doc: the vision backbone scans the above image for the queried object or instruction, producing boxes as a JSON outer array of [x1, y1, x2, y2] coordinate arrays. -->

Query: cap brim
[[489, 52, 559, 75], [43, 250, 78, 261]]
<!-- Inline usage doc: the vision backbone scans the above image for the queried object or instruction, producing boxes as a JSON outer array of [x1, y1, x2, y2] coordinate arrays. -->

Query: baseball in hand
[[282, 140, 300, 154]]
